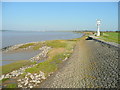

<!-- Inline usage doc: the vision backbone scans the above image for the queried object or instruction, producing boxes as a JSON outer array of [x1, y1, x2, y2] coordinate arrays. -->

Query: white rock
[[17, 79, 21, 82], [24, 80, 28, 86], [41, 76, 46, 80], [30, 86, 33, 88], [0, 75, 4, 80]]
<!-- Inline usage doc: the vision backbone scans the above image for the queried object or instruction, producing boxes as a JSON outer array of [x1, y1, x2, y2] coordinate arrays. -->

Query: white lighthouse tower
[[96, 19, 101, 36]]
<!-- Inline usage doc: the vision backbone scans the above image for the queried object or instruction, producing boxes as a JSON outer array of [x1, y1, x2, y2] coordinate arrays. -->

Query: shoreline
[[2, 31, 83, 49], [1, 37, 81, 88]]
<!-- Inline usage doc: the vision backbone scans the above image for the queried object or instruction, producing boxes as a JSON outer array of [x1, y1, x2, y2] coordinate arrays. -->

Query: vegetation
[[6, 83, 17, 88], [1, 78, 9, 82], [32, 43, 43, 50], [1, 60, 35, 74], [18, 43, 35, 48], [1, 38, 80, 88], [25, 39, 78, 76], [17, 42, 43, 50], [45, 40, 67, 48], [0, 78, 9, 84], [99, 32, 120, 44]]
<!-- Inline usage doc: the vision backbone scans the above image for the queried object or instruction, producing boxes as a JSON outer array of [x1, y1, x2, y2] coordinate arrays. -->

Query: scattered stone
[[17, 71, 46, 88], [30, 46, 51, 62]]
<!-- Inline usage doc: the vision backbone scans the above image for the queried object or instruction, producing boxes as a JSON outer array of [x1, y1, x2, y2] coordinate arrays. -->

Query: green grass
[[1, 78, 9, 82], [25, 39, 78, 76], [100, 32, 120, 44], [17, 42, 44, 50], [32, 43, 43, 50], [1, 60, 35, 74], [25, 53, 69, 76], [6, 83, 17, 88], [45, 40, 67, 48], [18, 43, 35, 48], [0, 78, 10, 84]]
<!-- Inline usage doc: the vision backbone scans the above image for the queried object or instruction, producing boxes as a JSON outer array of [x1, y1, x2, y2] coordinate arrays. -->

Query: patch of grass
[[18, 43, 35, 48], [100, 32, 120, 44], [33, 43, 42, 50], [0, 78, 10, 84], [6, 83, 17, 88], [45, 40, 67, 48], [25, 49, 65, 75], [1, 60, 34, 74], [25, 39, 78, 76], [1, 78, 9, 82], [25, 61, 57, 76]]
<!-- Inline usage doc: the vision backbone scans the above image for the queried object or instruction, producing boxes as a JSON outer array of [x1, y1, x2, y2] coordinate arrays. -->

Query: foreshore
[[1, 37, 80, 88]]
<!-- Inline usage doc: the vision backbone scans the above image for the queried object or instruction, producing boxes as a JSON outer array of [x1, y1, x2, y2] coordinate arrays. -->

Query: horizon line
[[1, 0, 119, 2]]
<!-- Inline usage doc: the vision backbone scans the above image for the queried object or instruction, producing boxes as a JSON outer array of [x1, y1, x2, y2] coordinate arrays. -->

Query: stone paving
[[40, 38, 119, 88]]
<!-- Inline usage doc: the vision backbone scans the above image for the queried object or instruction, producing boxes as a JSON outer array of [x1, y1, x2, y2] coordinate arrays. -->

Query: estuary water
[[2, 31, 83, 48], [1, 31, 83, 66]]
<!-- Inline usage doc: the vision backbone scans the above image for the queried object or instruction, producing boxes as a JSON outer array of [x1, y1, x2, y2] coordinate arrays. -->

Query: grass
[[99, 32, 120, 44], [17, 42, 43, 50], [1, 60, 35, 74], [6, 83, 17, 88], [25, 39, 78, 76], [1, 78, 9, 82], [32, 43, 43, 50], [0, 78, 10, 84], [18, 43, 35, 48], [45, 40, 67, 48]]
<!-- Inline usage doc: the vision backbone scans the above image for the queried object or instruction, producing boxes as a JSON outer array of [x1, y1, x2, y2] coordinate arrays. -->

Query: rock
[[41, 76, 46, 80], [63, 57, 68, 61], [0, 75, 4, 80], [17, 79, 21, 82], [24, 80, 28, 86], [30, 86, 33, 88], [18, 84, 22, 87]]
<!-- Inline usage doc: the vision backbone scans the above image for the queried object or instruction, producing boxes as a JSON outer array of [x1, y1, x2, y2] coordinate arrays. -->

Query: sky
[[2, 2, 118, 31]]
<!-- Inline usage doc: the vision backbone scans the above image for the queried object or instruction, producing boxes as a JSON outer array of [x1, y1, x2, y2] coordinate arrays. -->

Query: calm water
[[2, 31, 83, 48], [2, 51, 41, 66], [1, 31, 83, 66]]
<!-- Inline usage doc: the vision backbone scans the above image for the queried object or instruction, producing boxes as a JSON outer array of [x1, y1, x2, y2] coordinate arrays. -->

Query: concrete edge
[[89, 37, 120, 49]]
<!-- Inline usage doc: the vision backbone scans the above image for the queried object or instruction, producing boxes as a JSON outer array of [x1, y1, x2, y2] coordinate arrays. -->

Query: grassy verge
[[99, 32, 120, 44], [25, 39, 78, 76], [1, 60, 35, 74]]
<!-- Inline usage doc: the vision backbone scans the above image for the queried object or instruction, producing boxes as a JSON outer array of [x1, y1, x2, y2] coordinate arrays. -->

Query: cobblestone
[[40, 39, 119, 88]]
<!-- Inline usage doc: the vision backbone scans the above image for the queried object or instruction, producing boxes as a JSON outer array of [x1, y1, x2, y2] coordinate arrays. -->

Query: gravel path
[[40, 38, 119, 88]]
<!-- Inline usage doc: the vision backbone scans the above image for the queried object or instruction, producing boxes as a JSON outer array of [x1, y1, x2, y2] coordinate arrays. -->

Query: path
[[40, 38, 119, 88]]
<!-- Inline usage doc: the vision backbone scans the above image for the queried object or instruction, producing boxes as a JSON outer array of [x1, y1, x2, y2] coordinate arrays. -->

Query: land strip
[[40, 37, 119, 88]]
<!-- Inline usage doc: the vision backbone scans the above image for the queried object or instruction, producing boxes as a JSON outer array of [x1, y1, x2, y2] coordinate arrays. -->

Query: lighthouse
[[96, 19, 101, 36]]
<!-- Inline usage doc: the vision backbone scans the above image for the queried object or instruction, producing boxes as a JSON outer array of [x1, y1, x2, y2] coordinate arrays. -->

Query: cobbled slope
[[40, 39, 119, 88]]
